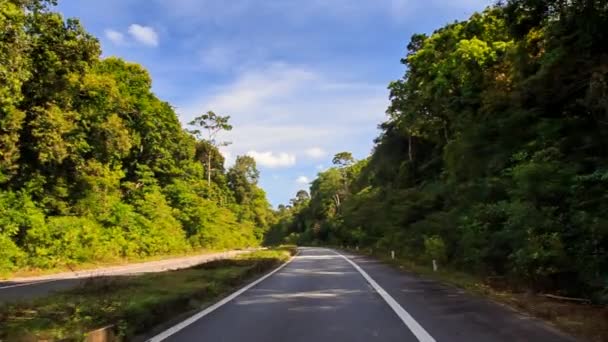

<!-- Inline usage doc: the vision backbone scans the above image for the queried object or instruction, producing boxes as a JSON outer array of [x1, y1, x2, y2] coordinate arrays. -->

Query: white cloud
[[316, 164, 326, 170], [128, 24, 159, 47], [296, 176, 310, 184], [201, 62, 316, 113], [105, 29, 125, 45], [247, 151, 296, 168], [176, 62, 387, 161], [305, 147, 326, 159]]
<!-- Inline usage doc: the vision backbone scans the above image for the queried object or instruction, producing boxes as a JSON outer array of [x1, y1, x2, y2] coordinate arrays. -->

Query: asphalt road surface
[[0, 250, 252, 303], [150, 247, 575, 342]]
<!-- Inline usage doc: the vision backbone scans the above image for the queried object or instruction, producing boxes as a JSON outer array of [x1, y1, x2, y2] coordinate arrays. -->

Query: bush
[[0, 191, 45, 272], [0, 234, 25, 274], [25, 216, 105, 268], [424, 235, 447, 264], [133, 190, 190, 255]]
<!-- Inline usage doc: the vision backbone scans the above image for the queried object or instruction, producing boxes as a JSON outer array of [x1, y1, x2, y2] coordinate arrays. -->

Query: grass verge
[[348, 247, 607, 342], [0, 247, 296, 341]]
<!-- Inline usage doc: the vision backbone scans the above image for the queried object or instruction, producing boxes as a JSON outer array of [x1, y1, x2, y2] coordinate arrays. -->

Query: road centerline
[[332, 249, 436, 342]]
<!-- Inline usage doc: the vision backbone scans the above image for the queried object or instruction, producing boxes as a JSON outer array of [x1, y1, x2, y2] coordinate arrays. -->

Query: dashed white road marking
[[333, 250, 436, 342]]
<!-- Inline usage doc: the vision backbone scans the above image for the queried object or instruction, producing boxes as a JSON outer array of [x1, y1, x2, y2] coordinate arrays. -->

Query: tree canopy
[[0, 0, 274, 273], [272, 0, 608, 303]]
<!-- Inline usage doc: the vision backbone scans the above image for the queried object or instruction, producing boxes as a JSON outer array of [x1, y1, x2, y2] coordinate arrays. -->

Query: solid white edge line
[[146, 251, 300, 342], [333, 249, 436, 342], [0, 279, 58, 290]]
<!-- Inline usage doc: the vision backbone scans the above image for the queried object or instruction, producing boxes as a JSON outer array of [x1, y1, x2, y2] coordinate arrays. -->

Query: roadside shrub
[[25, 216, 105, 268], [0, 191, 45, 272], [132, 190, 189, 256], [0, 234, 25, 274], [188, 205, 256, 250], [424, 235, 447, 264]]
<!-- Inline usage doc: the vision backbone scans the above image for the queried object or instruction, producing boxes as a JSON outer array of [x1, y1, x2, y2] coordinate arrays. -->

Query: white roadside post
[[356, 245, 359, 251], [432, 260, 438, 272], [391, 250, 395, 260]]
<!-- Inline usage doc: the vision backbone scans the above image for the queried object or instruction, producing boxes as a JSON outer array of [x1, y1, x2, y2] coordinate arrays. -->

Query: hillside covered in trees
[[271, 0, 608, 302], [0, 0, 273, 274]]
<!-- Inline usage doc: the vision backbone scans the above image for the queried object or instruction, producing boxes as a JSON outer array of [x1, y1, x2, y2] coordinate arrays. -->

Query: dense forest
[[0, 0, 273, 274], [270, 0, 608, 302]]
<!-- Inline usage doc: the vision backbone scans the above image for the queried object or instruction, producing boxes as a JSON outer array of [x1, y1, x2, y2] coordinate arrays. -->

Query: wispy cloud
[[104, 29, 125, 45], [296, 176, 310, 184], [305, 147, 326, 159], [177, 62, 387, 165], [200, 62, 317, 114], [247, 151, 296, 168], [128, 24, 159, 46], [103, 24, 159, 47]]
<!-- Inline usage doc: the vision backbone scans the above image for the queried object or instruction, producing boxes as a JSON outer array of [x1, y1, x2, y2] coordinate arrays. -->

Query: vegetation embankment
[[0, 247, 295, 341], [269, 0, 608, 339], [0, 0, 275, 277]]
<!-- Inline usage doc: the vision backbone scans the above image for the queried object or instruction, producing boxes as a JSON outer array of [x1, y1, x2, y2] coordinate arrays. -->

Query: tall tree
[[227, 155, 259, 204], [332, 152, 354, 168], [332, 152, 355, 207], [290, 190, 310, 207], [189, 111, 232, 186]]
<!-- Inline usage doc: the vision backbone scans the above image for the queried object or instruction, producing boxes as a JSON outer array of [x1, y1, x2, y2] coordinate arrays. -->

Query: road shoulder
[[340, 250, 577, 342]]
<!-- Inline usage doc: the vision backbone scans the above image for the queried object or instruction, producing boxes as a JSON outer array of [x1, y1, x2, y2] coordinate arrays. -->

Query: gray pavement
[[346, 251, 576, 342], [0, 250, 252, 303], [157, 247, 575, 342]]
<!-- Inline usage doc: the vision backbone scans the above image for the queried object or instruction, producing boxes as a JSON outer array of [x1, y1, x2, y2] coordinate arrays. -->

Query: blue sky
[[57, 0, 491, 206]]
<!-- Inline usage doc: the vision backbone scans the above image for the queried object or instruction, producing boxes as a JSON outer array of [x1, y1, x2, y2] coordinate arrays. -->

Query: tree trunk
[[207, 153, 211, 186], [408, 134, 413, 161]]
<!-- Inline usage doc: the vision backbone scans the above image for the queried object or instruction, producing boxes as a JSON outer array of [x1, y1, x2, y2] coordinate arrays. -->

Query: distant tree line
[[0, 0, 273, 273], [270, 0, 608, 302]]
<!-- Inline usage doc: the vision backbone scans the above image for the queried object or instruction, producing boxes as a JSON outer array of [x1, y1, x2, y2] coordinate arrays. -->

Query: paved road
[[0, 250, 252, 303], [152, 247, 575, 342]]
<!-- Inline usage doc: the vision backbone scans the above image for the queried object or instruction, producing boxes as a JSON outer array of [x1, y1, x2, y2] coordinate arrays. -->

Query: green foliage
[[424, 236, 447, 263], [0, 1, 273, 274], [274, 0, 608, 301], [228, 155, 260, 205]]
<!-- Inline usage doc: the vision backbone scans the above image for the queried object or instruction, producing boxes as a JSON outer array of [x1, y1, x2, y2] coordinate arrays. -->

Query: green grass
[[0, 248, 295, 341]]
